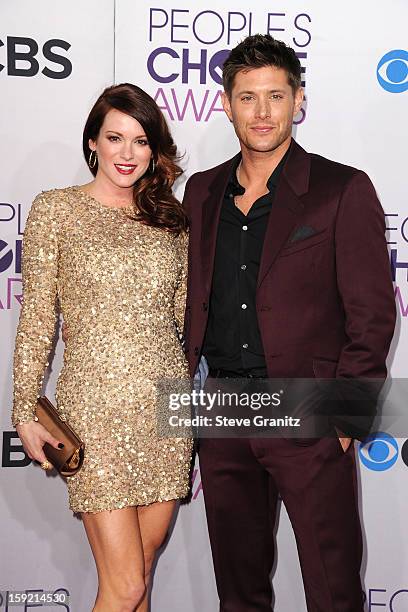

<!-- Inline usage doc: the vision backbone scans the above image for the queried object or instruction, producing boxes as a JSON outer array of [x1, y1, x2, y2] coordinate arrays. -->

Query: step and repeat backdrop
[[1, 1, 407, 610]]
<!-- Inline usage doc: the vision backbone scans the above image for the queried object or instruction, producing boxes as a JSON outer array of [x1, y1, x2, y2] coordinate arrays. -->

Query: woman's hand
[[15, 420, 63, 468]]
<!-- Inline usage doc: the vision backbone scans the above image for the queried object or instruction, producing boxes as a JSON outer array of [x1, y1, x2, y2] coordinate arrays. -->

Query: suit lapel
[[201, 155, 240, 292], [257, 140, 311, 289], [257, 176, 304, 289], [199, 140, 311, 293]]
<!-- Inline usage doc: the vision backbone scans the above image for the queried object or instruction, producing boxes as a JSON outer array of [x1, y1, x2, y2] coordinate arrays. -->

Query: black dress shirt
[[203, 151, 288, 373]]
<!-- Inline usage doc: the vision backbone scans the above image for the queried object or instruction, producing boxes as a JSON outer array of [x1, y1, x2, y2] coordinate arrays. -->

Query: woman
[[12, 83, 192, 612]]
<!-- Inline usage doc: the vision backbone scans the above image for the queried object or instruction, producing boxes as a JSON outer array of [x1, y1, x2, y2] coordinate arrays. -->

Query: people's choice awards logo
[[386, 211, 408, 318], [0, 203, 23, 310], [358, 432, 399, 471], [377, 50, 408, 93], [146, 8, 312, 123]]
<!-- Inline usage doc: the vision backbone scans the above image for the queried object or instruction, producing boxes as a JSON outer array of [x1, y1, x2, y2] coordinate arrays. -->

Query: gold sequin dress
[[12, 186, 192, 513]]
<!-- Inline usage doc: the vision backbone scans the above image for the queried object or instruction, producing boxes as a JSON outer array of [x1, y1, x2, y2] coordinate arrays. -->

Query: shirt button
[[241, 303, 247, 310], [242, 225, 248, 231], [240, 264, 247, 270], [242, 343, 248, 349]]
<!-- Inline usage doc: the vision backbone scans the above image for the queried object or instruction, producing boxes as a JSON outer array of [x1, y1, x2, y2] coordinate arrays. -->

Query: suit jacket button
[[194, 347, 199, 356], [202, 302, 208, 311]]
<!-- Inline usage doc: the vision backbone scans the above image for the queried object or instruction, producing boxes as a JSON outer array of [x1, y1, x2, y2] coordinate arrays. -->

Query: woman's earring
[[149, 157, 155, 173], [88, 150, 97, 169]]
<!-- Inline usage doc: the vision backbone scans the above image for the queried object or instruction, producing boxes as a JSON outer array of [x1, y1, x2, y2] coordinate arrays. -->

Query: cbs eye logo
[[377, 50, 408, 93], [359, 432, 400, 472]]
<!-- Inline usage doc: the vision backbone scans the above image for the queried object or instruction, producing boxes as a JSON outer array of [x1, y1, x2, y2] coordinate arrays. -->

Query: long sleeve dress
[[12, 186, 192, 513]]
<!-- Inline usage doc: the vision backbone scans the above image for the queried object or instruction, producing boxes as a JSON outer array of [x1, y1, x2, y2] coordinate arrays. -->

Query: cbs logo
[[377, 50, 408, 93], [0, 36, 72, 79], [359, 432, 408, 471]]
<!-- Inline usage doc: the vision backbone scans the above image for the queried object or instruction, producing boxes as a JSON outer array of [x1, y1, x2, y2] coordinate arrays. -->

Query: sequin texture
[[13, 186, 192, 513]]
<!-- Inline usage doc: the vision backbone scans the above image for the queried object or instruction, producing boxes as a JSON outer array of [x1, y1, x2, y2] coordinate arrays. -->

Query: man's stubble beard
[[239, 130, 291, 155]]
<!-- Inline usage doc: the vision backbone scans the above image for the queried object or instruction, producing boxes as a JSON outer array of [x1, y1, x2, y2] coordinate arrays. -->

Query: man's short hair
[[223, 34, 302, 98]]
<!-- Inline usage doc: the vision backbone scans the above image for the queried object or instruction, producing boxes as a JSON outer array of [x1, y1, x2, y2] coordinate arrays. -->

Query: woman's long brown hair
[[83, 83, 187, 234]]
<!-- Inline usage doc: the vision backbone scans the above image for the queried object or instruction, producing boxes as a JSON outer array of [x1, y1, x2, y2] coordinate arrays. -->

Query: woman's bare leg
[[136, 500, 176, 612], [82, 506, 146, 612]]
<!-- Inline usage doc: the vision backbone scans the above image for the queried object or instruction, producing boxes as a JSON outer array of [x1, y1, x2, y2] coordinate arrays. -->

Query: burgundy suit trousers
[[198, 436, 364, 612]]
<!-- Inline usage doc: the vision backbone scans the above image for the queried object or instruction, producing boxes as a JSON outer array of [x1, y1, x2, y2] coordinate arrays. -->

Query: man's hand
[[336, 429, 352, 452]]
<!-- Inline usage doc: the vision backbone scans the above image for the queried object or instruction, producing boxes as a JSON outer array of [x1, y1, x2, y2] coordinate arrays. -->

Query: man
[[182, 34, 396, 611]]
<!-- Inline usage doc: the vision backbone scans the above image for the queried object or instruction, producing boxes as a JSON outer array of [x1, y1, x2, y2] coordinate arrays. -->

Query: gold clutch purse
[[35, 396, 85, 477]]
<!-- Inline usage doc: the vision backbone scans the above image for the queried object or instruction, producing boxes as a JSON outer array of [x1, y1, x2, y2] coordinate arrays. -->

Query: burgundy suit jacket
[[182, 140, 395, 398]]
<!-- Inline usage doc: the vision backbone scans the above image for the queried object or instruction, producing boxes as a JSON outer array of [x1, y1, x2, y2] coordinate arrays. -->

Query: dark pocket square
[[289, 225, 317, 243]]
